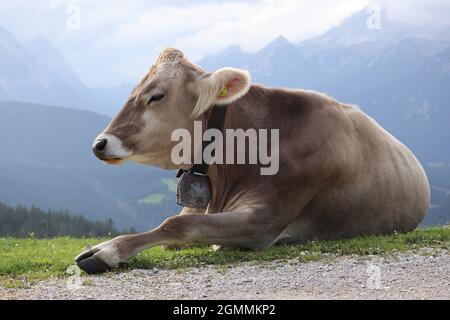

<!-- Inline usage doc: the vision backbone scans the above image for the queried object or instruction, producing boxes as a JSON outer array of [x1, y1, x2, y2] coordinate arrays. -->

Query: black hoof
[[75, 248, 97, 263], [76, 253, 111, 274]]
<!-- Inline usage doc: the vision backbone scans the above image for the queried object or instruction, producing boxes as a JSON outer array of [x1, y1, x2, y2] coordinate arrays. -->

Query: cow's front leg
[[75, 208, 287, 274], [163, 206, 205, 251], [75, 235, 138, 273]]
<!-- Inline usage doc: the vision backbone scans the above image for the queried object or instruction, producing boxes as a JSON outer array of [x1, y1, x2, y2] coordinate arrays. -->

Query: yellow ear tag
[[219, 87, 228, 97]]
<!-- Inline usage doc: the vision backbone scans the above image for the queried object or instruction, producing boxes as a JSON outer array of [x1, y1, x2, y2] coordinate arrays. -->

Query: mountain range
[[0, 26, 128, 116], [0, 101, 179, 230], [0, 9, 448, 228]]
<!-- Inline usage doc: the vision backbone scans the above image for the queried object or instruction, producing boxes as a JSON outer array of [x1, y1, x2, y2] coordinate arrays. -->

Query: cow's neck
[[207, 85, 271, 213]]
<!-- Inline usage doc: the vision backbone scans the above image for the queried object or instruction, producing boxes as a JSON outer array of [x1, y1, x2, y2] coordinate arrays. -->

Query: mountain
[[198, 9, 450, 226], [0, 101, 179, 230], [23, 37, 86, 92], [91, 83, 135, 116], [200, 36, 304, 87], [298, 9, 411, 54], [199, 45, 252, 72], [0, 26, 117, 116]]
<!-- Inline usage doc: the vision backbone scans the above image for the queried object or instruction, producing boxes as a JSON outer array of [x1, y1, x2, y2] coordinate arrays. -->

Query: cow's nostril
[[94, 139, 107, 152]]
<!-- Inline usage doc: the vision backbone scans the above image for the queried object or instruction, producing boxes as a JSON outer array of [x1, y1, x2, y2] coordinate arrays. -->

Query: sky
[[0, 0, 449, 87]]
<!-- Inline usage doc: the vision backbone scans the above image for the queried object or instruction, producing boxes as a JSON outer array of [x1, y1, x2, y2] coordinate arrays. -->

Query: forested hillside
[[0, 202, 133, 238]]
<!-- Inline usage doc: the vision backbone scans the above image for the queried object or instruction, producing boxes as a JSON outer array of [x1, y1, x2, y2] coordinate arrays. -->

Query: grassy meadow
[[0, 226, 448, 288]]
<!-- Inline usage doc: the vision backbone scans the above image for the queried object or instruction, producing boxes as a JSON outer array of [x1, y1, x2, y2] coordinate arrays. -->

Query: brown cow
[[75, 48, 430, 273]]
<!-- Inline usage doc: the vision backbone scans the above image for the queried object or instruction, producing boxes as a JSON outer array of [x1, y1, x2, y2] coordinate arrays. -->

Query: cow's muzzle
[[92, 134, 131, 164]]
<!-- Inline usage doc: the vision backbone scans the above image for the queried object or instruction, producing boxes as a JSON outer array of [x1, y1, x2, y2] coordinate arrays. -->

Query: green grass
[[138, 193, 166, 204], [0, 227, 448, 288], [161, 178, 178, 193]]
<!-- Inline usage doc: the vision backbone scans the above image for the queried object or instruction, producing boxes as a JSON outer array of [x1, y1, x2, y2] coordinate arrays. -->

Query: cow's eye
[[148, 94, 165, 105]]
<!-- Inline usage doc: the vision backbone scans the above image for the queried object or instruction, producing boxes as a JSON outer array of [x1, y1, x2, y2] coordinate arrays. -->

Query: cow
[[75, 48, 430, 274]]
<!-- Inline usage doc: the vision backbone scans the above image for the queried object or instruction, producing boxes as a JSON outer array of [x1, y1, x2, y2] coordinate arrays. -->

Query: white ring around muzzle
[[94, 133, 132, 159]]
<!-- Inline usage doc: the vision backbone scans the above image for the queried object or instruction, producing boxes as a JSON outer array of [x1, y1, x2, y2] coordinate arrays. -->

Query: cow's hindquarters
[[276, 111, 430, 242]]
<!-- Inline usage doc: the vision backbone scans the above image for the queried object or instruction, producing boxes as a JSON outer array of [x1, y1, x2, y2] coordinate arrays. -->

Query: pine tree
[[0, 202, 125, 238]]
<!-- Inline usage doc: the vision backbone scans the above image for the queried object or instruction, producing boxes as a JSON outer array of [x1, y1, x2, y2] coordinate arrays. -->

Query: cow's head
[[92, 48, 251, 169]]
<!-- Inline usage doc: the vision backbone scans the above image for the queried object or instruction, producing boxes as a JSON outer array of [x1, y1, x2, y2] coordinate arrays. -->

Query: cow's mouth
[[103, 158, 125, 165]]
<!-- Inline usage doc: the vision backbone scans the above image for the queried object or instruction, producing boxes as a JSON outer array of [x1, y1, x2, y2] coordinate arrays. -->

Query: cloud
[[92, 0, 370, 61], [0, 0, 448, 86], [83, 0, 369, 85], [381, 0, 450, 27]]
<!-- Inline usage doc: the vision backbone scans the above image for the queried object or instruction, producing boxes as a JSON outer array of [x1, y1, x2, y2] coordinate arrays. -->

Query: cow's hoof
[[75, 250, 111, 274]]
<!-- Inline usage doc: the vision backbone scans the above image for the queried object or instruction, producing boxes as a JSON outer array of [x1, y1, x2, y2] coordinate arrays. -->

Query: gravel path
[[1, 250, 449, 300]]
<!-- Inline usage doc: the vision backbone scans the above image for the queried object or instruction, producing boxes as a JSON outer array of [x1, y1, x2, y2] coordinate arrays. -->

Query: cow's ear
[[192, 67, 251, 117]]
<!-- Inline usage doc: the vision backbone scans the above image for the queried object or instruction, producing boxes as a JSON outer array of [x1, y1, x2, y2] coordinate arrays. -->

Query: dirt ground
[[1, 250, 449, 300]]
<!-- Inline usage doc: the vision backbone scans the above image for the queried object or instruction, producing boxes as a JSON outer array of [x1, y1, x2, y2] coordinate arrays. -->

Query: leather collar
[[176, 104, 228, 177]]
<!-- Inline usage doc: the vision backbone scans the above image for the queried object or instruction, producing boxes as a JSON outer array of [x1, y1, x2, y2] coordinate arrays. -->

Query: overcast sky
[[0, 0, 449, 87]]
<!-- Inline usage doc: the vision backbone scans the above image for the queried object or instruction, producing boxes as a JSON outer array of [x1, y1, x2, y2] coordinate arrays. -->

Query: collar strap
[[176, 104, 228, 178]]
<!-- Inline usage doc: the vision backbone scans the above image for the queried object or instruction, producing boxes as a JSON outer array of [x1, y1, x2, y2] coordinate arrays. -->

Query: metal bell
[[176, 171, 212, 209]]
